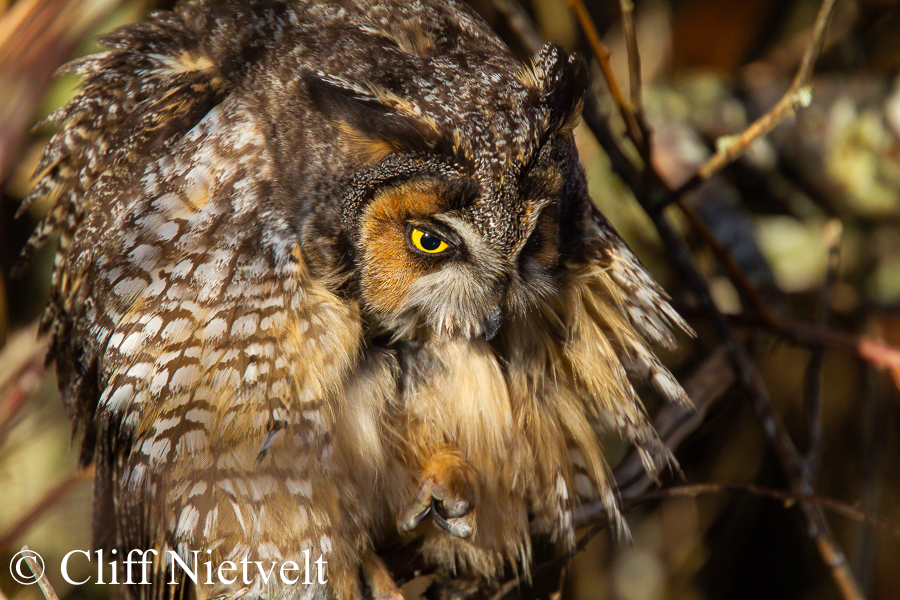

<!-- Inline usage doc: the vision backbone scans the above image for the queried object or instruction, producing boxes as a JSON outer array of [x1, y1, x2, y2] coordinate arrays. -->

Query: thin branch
[[674, 0, 839, 196], [567, 0, 647, 156], [673, 196, 783, 329], [602, 113, 864, 600], [0, 322, 45, 391], [637, 483, 900, 542], [591, 0, 836, 349], [581, 345, 733, 516], [699, 309, 900, 376], [662, 0, 838, 331], [0, 327, 50, 437], [0, 467, 94, 550], [491, 517, 608, 600], [857, 338, 900, 376], [575, 4, 864, 595], [617, 0, 650, 161], [803, 220, 841, 483], [0, 0, 121, 181], [21, 545, 60, 600], [854, 359, 885, 594], [0, 351, 47, 427], [498, 477, 900, 600]]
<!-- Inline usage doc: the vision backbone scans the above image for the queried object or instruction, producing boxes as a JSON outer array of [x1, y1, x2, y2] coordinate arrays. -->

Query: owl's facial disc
[[356, 178, 534, 341]]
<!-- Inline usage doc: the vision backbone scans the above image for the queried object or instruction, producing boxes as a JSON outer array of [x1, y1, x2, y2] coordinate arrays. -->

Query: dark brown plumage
[[24, 1, 691, 598]]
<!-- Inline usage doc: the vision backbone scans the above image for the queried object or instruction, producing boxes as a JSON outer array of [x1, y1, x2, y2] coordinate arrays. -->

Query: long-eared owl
[[24, 0, 691, 598]]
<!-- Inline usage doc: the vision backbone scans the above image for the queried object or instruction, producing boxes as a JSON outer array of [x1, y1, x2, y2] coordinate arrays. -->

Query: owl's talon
[[431, 498, 475, 538], [399, 450, 478, 539], [399, 499, 432, 533]]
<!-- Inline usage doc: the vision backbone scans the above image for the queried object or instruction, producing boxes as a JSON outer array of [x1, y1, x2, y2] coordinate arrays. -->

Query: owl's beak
[[484, 307, 503, 340]]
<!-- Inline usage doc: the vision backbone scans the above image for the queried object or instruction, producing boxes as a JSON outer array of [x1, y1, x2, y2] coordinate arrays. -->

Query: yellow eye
[[410, 228, 449, 254]]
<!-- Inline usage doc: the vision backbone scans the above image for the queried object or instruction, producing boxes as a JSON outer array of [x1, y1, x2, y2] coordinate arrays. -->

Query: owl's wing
[[501, 193, 694, 547], [19, 4, 224, 292], [550, 198, 693, 521], [30, 12, 374, 600], [587, 206, 693, 400]]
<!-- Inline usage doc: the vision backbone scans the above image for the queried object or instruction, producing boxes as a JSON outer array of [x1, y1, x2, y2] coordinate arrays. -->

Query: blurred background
[[1, 0, 900, 599]]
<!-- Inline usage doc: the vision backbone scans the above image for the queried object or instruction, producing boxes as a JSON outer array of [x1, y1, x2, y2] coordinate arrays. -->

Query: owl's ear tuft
[[304, 71, 448, 164], [522, 44, 589, 136]]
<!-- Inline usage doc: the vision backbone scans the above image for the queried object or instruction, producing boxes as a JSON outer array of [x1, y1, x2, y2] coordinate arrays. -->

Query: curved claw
[[398, 450, 479, 539], [399, 498, 432, 533], [431, 498, 475, 538]]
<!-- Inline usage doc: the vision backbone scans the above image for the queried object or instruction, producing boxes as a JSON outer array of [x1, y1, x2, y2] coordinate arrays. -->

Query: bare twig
[[855, 360, 885, 594], [637, 483, 900, 542], [574, 0, 865, 594], [674, 0, 839, 196], [802, 220, 842, 483], [498, 475, 899, 600], [606, 118, 865, 600], [491, 517, 608, 600], [0, 0, 121, 181], [0, 326, 50, 437], [661, 0, 838, 330], [21, 545, 60, 600], [616, 0, 650, 161], [567, 0, 647, 156], [0, 322, 45, 391], [0, 467, 94, 550], [673, 197, 783, 329], [600, 0, 837, 359], [702, 309, 900, 377], [857, 338, 900, 376]]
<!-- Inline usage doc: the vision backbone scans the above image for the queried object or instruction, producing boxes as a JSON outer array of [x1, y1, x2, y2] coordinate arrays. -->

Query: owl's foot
[[399, 450, 478, 539]]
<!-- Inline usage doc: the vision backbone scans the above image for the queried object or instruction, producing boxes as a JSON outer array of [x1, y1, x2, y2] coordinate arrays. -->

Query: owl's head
[[304, 42, 589, 341]]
